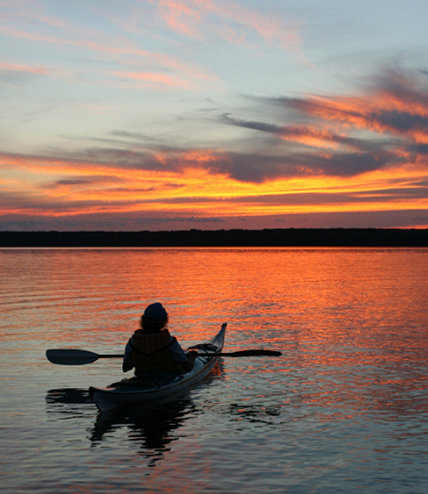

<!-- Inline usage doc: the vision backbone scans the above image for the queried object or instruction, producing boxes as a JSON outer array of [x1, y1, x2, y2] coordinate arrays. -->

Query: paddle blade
[[46, 349, 100, 365]]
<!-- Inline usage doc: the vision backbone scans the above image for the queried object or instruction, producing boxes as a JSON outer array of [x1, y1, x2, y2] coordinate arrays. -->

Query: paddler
[[122, 302, 198, 377]]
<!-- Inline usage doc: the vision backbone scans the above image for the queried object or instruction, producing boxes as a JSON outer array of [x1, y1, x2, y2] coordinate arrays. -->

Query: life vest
[[130, 329, 184, 375]]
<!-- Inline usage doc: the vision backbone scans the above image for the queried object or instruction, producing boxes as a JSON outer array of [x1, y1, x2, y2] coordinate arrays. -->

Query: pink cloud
[[0, 62, 48, 75], [112, 70, 191, 88], [157, 0, 301, 50], [0, 20, 212, 83], [157, 0, 202, 37]]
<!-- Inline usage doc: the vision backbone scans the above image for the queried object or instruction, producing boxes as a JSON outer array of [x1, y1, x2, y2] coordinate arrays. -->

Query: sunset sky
[[1, 0, 428, 230]]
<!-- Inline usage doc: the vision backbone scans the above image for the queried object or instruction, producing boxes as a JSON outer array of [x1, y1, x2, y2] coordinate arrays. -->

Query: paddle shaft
[[97, 351, 281, 358], [196, 350, 282, 357]]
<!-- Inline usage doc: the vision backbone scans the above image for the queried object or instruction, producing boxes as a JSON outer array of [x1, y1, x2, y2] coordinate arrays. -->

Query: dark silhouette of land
[[1, 229, 428, 247]]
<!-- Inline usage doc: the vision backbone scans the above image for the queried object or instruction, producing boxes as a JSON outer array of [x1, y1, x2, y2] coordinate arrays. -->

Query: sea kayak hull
[[89, 323, 226, 412]]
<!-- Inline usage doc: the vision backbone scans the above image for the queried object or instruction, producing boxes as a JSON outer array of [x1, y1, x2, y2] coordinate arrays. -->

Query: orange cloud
[[2, 146, 428, 223], [221, 67, 428, 187], [291, 73, 428, 145], [1, 61, 427, 229]]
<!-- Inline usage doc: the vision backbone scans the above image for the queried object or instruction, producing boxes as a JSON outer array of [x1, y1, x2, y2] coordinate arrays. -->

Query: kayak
[[89, 323, 227, 412]]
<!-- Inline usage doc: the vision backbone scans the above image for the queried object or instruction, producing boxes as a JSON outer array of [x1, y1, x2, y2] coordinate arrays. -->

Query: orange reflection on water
[[2, 247, 427, 426]]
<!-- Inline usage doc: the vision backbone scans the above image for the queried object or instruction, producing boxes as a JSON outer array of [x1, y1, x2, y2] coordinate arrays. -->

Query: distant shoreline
[[1, 228, 428, 247]]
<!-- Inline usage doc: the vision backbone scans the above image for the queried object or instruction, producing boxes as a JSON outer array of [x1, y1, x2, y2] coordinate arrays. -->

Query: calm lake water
[[1, 247, 427, 493]]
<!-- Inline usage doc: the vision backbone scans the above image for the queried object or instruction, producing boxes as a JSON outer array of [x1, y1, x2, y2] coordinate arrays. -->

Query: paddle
[[196, 350, 282, 357], [46, 348, 282, 365], [46, 349, 123, 365]]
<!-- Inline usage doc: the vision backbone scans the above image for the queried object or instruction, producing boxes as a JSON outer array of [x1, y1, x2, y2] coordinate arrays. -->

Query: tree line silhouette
[[1, 229, 428, 247]]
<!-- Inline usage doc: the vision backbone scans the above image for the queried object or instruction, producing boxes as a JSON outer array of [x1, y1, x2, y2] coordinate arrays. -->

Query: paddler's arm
[[122, 339, 134, 372], [170, 338, 198, 373], [180, 350, 198, 372]]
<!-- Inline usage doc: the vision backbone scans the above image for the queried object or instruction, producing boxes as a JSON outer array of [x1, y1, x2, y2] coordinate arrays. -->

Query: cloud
[[224, 181, 428, 205], [1, 209, 427, 231], [217, 65, 428, 181], [0, 62, 48, 75], [156, 0, 300, 50], [220, 112, 396, 153], [278, 69, 428, 143], [111, 70, 192, 89], [45, 175, 125, 188], [0, 210, 224, 231], [0, 62, 51, 84], [0, 11, 214, 88], [1, 64, 428, 228], [221, 113, 284, 134], [372, 110, 428, 134]]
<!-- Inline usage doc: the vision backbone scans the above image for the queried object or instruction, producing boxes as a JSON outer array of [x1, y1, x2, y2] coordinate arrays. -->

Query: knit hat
[[143, 302, 168, 323]]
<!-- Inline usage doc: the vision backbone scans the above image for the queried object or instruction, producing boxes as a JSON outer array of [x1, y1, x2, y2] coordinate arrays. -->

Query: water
[[1, 247, 427, 493]]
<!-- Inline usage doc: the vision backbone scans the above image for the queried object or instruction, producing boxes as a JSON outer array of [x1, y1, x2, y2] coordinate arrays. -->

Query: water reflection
[[45, 363, 227, 466], [45, 387, 198, 467], [92, 399, 198, 467], [45, 388, 94, 420], [226, 403, 281, 426], [44, 357, 285, 469], [6, 247, 428, 493], [46, 388, 92, 406]]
